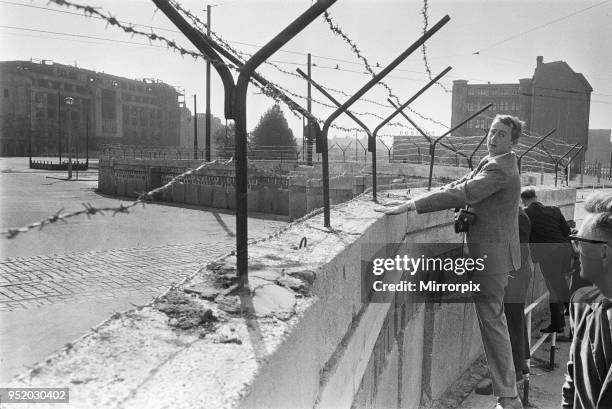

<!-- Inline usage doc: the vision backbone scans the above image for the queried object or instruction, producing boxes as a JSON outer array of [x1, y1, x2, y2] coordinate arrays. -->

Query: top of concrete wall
[[9, 186, 577, 408]]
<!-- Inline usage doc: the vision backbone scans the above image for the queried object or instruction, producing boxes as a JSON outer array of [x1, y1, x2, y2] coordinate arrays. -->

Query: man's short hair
[[584, 192, 612, 239], [520, 187, 536, 200], [494, 114, 524, 142]]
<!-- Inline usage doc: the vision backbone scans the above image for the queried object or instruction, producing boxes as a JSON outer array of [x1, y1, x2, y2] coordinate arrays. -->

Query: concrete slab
[[0, 294, 152, 384]]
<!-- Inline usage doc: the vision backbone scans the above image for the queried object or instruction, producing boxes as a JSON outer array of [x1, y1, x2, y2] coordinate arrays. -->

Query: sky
[[1, 0, 611, 145]]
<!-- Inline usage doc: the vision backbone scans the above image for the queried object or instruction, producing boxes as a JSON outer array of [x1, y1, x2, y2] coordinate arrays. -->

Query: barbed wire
[[40, 0, 304, 124], [321, 10, 450, 130], [420, 0, 450, 93], [167, 0, 415, 131], [45, 0, 223, 64], [43, 0, 431, 137], [2, 158, 233, 239]]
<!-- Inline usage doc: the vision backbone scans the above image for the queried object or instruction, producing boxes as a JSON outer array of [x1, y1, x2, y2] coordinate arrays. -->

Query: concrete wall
[[99, 159, 540, 220], [10, 186, 576, 409], [98, 158, 292, 216]]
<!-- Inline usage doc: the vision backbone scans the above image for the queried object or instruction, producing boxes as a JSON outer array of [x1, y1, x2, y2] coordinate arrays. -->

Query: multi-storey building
[[451, 56, 592, 166], [0, 59, 183, 156], [585, 129, 612, 165]]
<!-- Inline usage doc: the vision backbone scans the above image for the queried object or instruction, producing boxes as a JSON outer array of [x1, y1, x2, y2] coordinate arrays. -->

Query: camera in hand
[[454, 208, 477, 233]]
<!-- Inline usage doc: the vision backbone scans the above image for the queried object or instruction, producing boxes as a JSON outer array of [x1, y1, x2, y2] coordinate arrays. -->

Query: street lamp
[[64, 96, 75, 180]]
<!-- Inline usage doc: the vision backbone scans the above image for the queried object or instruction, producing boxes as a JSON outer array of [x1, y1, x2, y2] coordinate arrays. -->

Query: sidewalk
[[0, 157, 288, 384], [424, 313, 571, 409], [458, 326, 571, 409]]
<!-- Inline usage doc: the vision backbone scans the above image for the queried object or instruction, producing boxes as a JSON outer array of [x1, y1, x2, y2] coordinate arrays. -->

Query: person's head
[[574, 192, 612, 297], [486, 114, 524, 156], [520, 187, 537, 207]]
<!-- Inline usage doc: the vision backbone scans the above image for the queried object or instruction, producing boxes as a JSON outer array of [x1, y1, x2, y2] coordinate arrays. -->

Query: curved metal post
[[539, 145, 558, 186], [320, 15, 451, 226], [156, 0, 334, 284], [370, 67, 451, 194], [233, 0, 336, 283], [296, 68, 378, 198], [379, 139, 392, 162], [564, 145, 584, 170], [468, 132, 489, 170], [153, 0, 236, 118], [387, 98, 472, 168], [424, 104, 492, 190], [517, 128, 556, 173]]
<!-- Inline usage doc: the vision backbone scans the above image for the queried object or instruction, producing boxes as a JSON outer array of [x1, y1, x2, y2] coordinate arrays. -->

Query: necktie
[[473, 157, 489, 177]]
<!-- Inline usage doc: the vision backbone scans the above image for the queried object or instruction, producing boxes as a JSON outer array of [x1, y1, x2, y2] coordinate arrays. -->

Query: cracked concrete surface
[[7, 191, 390, 409]]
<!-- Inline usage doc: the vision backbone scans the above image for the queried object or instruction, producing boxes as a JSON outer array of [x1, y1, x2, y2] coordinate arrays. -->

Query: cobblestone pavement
[[0, 241, 230, 311]]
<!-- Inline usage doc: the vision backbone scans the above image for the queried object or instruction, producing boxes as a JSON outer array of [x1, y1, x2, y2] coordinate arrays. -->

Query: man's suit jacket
[[524, 201, 571, 263], [413, 152, 521, 274], [518, 207, 533, 275]]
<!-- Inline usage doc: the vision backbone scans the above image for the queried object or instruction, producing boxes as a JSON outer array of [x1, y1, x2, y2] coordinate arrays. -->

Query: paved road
[[0, 157, 287, 382], [0, 242, 228, 311]]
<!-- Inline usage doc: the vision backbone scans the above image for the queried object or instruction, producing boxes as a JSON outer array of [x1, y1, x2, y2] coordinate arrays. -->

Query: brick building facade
[[451, 56, 592, 166], [0, 59, 183, 156]]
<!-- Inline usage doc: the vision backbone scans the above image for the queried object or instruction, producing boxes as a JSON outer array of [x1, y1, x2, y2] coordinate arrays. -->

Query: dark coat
[[525, 201, 571, 263]]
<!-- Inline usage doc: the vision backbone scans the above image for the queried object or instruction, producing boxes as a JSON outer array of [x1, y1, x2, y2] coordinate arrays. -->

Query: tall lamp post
[[64, 96, 75, 179]]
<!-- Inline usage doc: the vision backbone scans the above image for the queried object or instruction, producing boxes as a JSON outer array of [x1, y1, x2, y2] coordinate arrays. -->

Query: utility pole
[[85, 112, 89, 166], [58, 92, 62, 163], [205, 4, 212, 161], [64, 96, 74, 179], [193, 94, 198, 159], [355, 129, 358, 162], [28, 89, 32, 167], [306, 53, 313, 165]]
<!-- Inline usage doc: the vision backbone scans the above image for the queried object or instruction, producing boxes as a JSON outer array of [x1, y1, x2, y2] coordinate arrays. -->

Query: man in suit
[[476, 206, 533, 395], [562, 191, 612, 408], [521, 187, 572, 334], [379, 114, 525, 409]]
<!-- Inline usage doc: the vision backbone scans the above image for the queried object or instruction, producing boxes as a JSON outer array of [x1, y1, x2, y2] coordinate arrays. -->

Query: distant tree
[[213, 122, 235, 159], [250, 104, 297, 160]]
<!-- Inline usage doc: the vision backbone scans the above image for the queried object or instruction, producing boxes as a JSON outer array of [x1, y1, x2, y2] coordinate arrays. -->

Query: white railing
[[522, 290, 556, 405]]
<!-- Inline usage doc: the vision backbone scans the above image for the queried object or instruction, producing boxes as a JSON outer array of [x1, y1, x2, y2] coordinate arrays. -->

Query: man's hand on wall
[[374, 200, 415, 215]]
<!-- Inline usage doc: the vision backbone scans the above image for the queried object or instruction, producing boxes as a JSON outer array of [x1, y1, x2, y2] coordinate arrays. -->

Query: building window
[[4, 89, 8, 98]]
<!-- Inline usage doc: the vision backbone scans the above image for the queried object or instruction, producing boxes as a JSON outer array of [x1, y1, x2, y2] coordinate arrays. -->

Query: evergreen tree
[[250, 104, 297, 160], [213, 122, 235, 159]]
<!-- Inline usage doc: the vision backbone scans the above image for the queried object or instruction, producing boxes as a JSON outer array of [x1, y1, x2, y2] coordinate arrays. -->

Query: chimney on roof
[[536, 56, 543, 68]]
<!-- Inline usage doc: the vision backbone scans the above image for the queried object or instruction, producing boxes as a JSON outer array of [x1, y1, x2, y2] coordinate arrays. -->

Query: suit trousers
[[471, 271, 518, 398], [538, 243, 571, 328], [504, 266, 533, 377]]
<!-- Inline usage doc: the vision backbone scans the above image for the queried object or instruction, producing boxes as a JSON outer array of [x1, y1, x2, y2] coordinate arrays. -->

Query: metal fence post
[[154, 0, 335, 283]]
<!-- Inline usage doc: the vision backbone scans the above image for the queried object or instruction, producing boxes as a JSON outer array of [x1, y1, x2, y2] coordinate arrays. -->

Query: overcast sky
[[1, 0, 611, 144]]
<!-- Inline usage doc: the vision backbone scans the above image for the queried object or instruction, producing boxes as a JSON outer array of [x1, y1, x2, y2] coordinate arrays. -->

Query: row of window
[[123, 94, 159, 105], [34, 108, 81, 122], [122, 105, 165, 128], [467, 87, 519, 97], [467, 101, 521, 112], [35, 79, 89, 94], [34, 78, 158, 96], [466, 118, 492, 130], [108, 80, 150, 93]]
